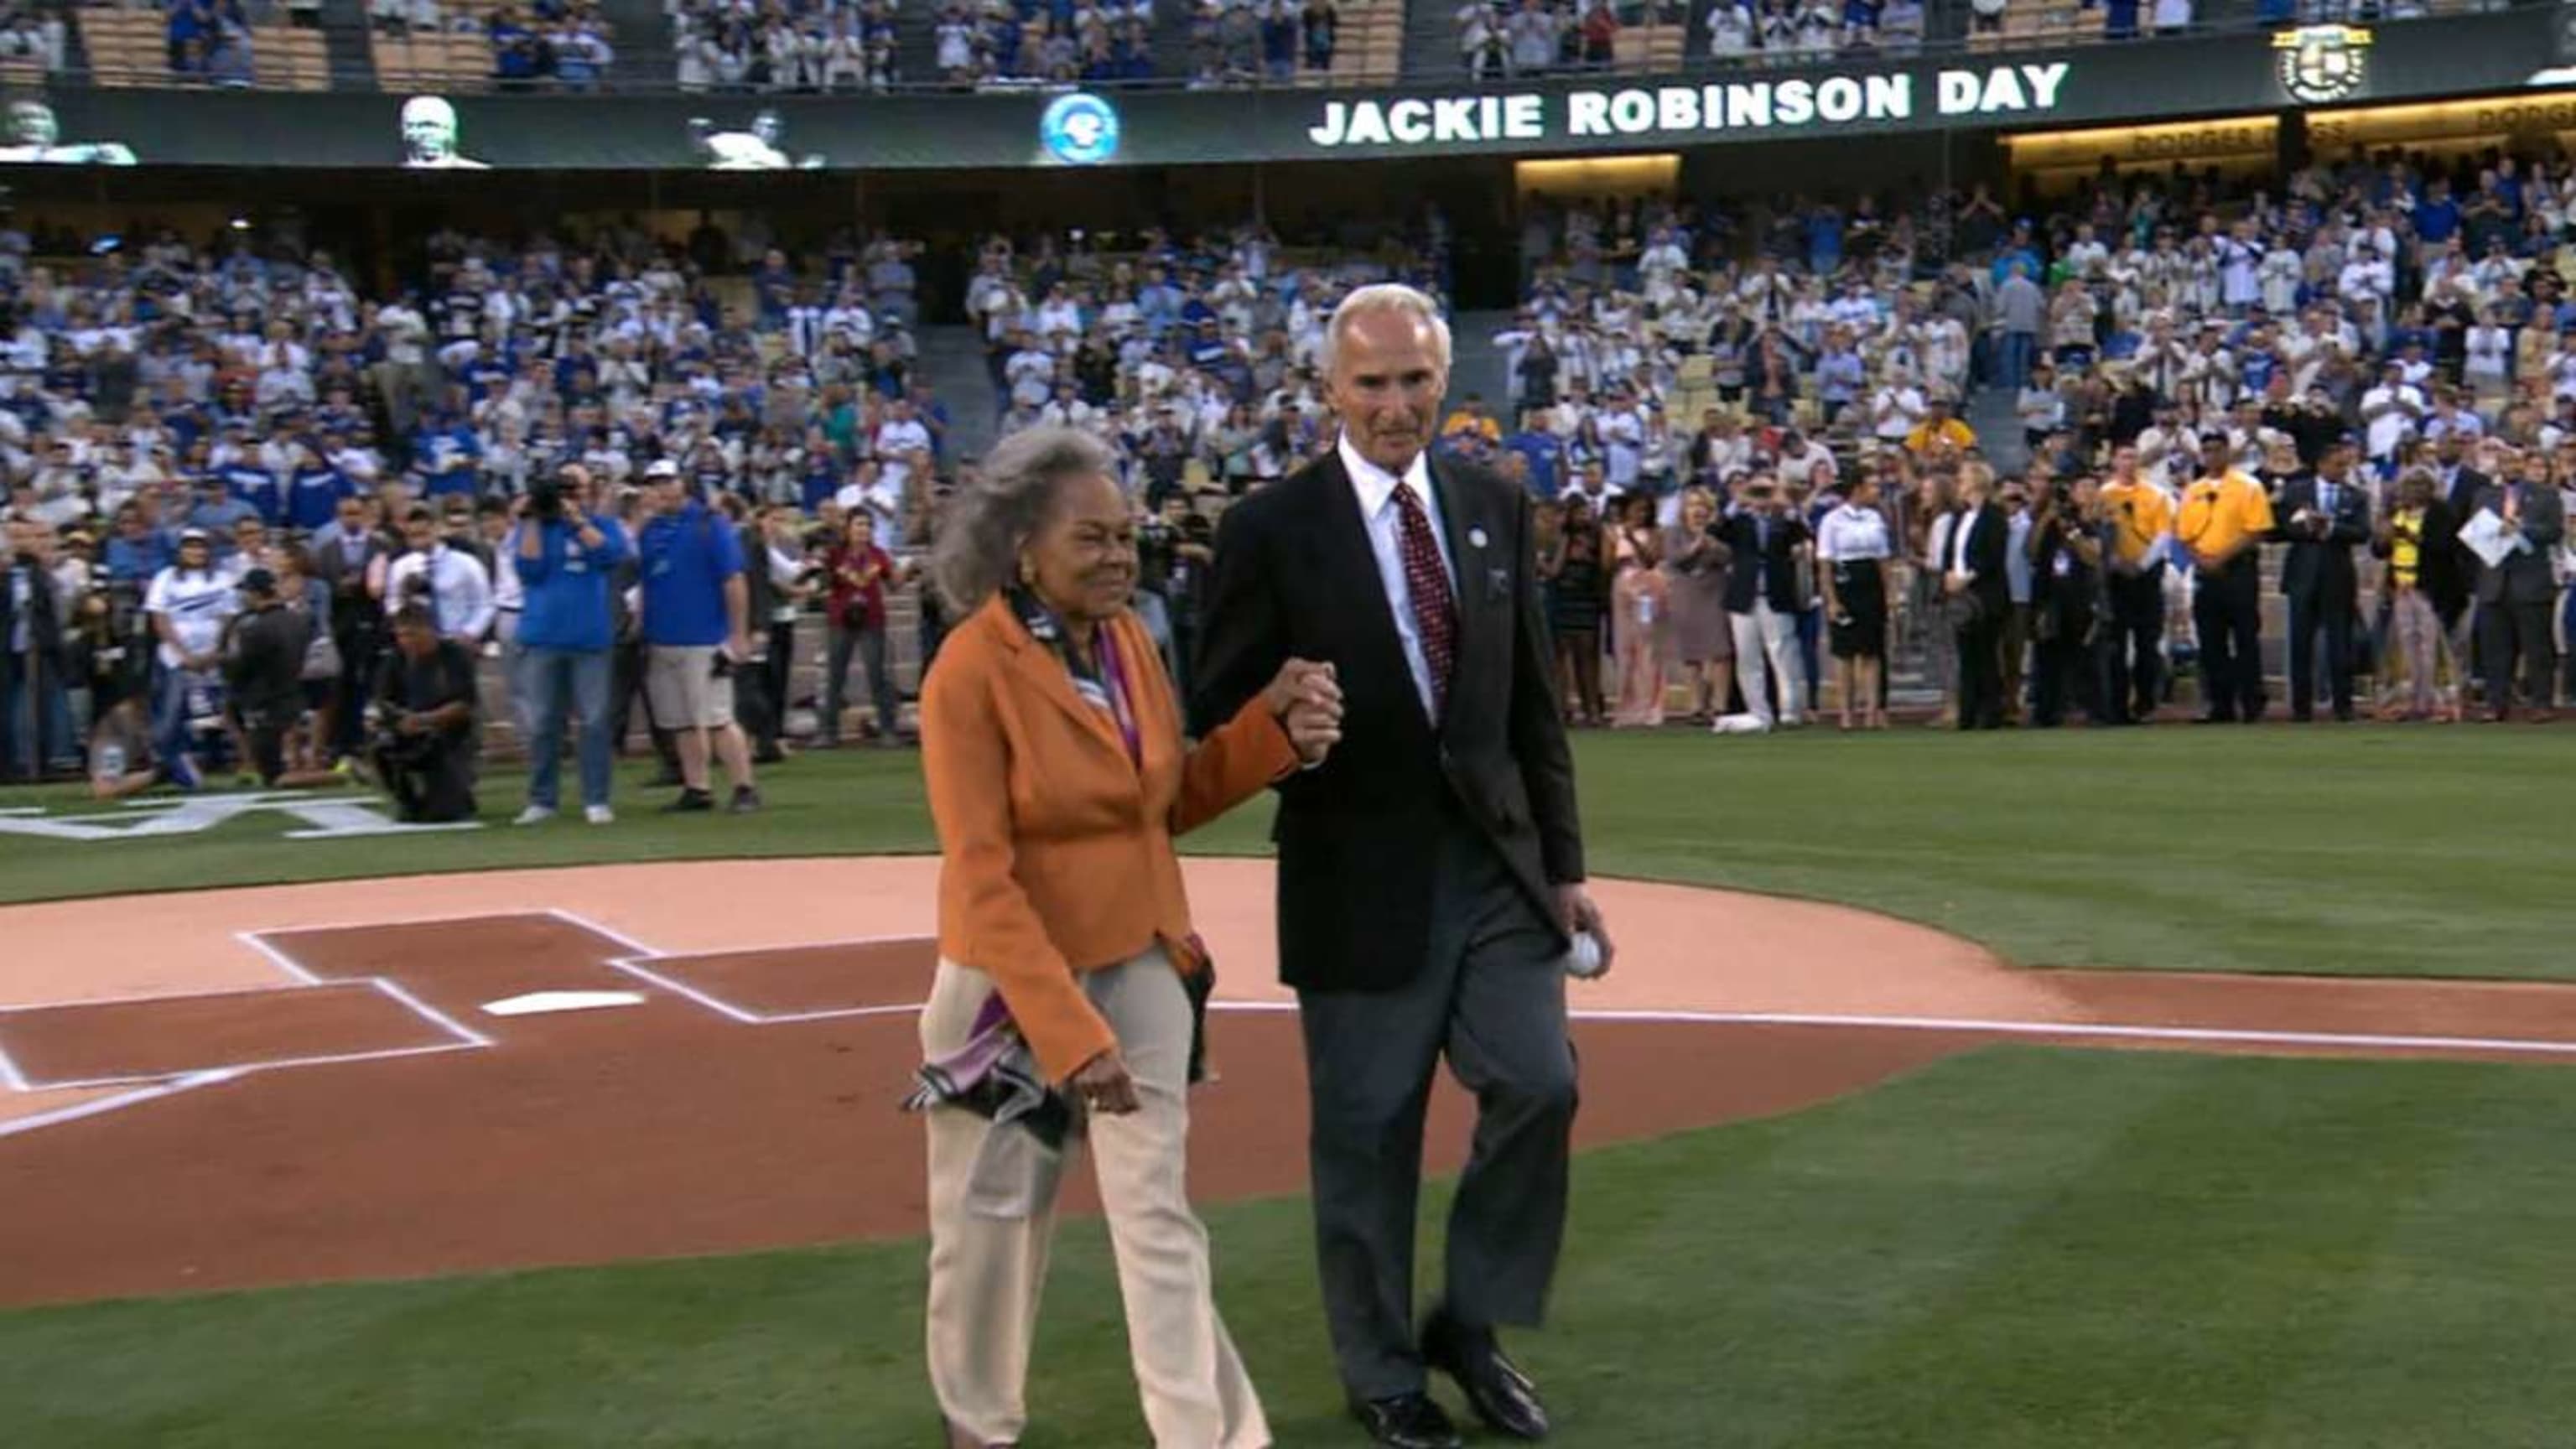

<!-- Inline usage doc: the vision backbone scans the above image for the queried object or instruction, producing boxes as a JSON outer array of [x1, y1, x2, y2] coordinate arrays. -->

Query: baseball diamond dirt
[[5, 857, 2576, 1309]]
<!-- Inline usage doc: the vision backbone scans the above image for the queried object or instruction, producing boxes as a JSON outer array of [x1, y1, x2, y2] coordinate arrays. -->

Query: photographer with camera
[[2028, 474, 2106, 728], [382, 504, 495, 647], [508, 463, 631, 827], [366, 604, 480, 823]]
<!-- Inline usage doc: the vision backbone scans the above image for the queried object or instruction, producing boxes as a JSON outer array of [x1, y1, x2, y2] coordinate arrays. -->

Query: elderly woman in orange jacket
[[911, 426, 1341, 1449]]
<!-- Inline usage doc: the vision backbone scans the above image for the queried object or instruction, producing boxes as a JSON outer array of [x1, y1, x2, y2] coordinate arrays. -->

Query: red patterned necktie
[[1391, 481, 1457, 718]]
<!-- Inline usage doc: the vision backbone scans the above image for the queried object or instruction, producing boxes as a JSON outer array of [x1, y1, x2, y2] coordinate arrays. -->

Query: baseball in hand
[[1566, 929, 1607, 979]]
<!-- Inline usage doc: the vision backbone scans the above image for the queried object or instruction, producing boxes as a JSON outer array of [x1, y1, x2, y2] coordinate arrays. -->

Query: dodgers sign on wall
[[2273, 24, 2372, 105], [1039, 92, 1121, 164]]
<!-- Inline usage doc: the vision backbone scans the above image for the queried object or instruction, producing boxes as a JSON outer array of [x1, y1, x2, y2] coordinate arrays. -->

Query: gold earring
[[1018, 558, 1035, 584]]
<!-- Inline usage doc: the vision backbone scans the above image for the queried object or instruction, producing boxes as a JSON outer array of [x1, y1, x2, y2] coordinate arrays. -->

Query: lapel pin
[[1467, 526, 1489, 549]]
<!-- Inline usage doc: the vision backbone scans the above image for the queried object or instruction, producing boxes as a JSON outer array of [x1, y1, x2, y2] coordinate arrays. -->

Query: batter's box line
[[0, 977, 495, 1093], [0, 1072, 231, 1140], [236, 932, 499, 1051], [545, 907, 940, 1026]]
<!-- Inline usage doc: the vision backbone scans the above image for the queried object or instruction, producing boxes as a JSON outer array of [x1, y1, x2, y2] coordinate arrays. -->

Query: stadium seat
[[373, 30, 498, 91], [81, 8, 328, 89]]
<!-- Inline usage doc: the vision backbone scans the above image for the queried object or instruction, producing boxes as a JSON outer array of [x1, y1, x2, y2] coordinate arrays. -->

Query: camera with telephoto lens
[[524, 472, 566, 522]]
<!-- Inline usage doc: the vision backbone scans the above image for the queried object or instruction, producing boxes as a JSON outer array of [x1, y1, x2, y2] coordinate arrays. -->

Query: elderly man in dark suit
[[1194, 284, 1608, 1449], [2469, 453, 2566, 721], [2273, 439, 2374, 722]]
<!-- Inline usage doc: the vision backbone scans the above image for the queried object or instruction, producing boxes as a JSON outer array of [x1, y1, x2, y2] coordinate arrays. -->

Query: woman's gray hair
[[1319, 283, 1452, 377], [929, 424, 1116, 615]]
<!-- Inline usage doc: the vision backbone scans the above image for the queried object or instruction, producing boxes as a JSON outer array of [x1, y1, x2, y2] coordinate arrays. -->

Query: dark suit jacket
[[1192, 450, 1583, 994], [0, 556, 62, 679], [2444, 467, 2490, 520], [2412, 496, 2467, 617], [2470, 483, 2567, 605], [1949, 504, 2011, 617], [2272, 473, 2371, 603], [1716, 509, 1809, 614]]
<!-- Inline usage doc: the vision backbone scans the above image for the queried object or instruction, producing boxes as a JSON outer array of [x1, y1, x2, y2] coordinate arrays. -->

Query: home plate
[[480, 990, 647, 1017]]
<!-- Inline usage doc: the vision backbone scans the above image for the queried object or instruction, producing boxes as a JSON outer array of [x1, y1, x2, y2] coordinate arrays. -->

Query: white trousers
[[922, 949, 1270, 1449], [1729, 600, 1805, 725]]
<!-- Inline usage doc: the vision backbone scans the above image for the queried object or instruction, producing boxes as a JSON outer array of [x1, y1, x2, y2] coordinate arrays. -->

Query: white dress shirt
[[385, 545, 496, 643], [1946, 506, 1981, 582], [1339, 431, 1457, 723]]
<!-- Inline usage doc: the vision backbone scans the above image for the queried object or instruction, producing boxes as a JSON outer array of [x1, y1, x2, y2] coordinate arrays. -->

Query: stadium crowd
[[673, 0, 894, 91], [1445, 158, 2576, 732], [0, 215, 962, 813], [9, 149, 2576, 817]]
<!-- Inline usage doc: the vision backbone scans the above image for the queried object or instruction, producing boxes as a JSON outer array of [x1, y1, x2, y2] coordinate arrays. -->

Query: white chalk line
[[0, 1072, 231, 1140], [15, 905, 2575, 1141], [236, 906, 576, 941], [600, 957, 762, 1025], [28, 1041, 481, 1092], [0, 976, 377, 1013], [1563, 1008, 2576, 1058], [0, 930, 497, 1098], [366, 976, 497, 1050]]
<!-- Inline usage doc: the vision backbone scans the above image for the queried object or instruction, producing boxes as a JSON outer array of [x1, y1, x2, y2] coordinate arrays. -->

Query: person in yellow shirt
[[2176, 429, 2277, 722], [1440, 394, 1504, 447], [1903, 397, 1980, 458], [2095, 443, 2174, 724]]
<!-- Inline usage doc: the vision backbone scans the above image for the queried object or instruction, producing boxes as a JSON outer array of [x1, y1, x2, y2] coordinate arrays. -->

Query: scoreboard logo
[[2274, 24, 2372, 106], [1039, 92, 1121, 165]]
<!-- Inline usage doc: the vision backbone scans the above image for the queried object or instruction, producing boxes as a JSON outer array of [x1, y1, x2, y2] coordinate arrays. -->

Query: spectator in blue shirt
[[509, 462, 631, 825], [283, 439, 357, 534], [105, 505, 174, 587], [216, 454, 280, 526], [186, 471, 262, 546], [635, 458, 758, 813], [1505, 413, 1565, 499], [415, 413, 482, 500]]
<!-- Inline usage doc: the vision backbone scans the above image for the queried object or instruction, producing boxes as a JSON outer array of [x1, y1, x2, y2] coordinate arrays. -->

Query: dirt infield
[[3, 858, 2575, 1308]]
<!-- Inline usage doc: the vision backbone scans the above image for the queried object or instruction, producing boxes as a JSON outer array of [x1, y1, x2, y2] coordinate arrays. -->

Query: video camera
[[523, 471, 567, 523]]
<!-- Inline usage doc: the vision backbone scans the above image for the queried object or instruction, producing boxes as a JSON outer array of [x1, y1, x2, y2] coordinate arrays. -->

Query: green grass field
[[2, 728, 2572, 1446], [8, 1048, 2575, 1447]]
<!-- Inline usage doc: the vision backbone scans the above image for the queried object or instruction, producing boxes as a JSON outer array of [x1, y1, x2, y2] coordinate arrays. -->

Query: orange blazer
[[920, 594, 1298, 1083]]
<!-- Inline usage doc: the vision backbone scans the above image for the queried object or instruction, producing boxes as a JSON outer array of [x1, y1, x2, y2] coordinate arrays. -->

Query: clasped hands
[[1261, 657, 1344, 764]]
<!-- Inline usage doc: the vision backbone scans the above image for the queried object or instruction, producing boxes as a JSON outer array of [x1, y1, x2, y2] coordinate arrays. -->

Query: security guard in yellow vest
[[2176, 429, 2277, 722], [2096, 443, 2175, 723]]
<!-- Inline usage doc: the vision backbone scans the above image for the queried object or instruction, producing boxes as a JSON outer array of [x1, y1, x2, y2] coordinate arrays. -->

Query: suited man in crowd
[[2273, 439, 2373, 722], [1942, 470, 2010, 730], [0, 515, 66, 779], [1195, 284, 1607, 1449], [2470, 452, 2565, 721], [309, 492, 392, 761]]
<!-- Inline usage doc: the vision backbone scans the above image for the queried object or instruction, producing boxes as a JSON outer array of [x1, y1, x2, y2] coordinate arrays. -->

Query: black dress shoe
[[1422, 1312, 1550, 1440], [1349, 1392, 1462, 1449]]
